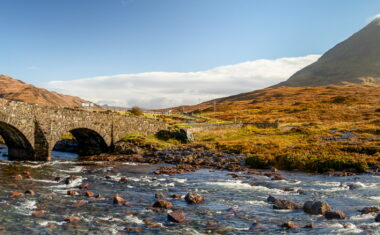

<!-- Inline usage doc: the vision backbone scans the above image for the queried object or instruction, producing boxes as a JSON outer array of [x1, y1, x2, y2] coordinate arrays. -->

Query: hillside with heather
[[0, 74, 90, 107]]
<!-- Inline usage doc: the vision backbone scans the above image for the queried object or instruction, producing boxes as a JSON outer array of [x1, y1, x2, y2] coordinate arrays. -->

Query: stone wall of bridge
[[0, 99, 167, 161]]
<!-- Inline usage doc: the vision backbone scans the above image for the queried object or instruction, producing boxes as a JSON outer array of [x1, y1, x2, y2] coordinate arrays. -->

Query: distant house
[[81, 102, 95, 108]]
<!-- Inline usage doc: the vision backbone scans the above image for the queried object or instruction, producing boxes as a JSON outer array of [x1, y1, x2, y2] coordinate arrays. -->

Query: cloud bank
[[46, 55, 320, 109]]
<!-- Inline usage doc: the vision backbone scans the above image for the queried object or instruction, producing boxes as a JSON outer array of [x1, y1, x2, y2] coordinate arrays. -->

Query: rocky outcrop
[[303, 201, 332, 215]]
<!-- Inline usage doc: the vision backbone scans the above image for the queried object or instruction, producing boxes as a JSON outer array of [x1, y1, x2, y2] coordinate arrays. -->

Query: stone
[[113, 194, 126, 205], [65, 216, 80, 223], [13, 175, 23, 180], [73, 200, 87, 208], [25, 190, 36, 195], [359, 206, 380, 214], [273, 198, 302, 210], [304, 224, 315, 228], [125, 227, 142, 233], [119, 177, 128, 183], [143, 219, 160, 228], [155, 193, 165, 199], [32, 210, 45, 217], [152, 200, 173, 209], [282, 221, 298, 229], [168, 210, 186, 223], [65, 176, 77, 185], [206, 221, 218, 227], [54, 177, 63, 182], [85, 191, 95, 197], [250, 221, 267, 230], [79, 183, 89, 189], [67, 190, 79, 196], [9, 192, 24, 198], [303, 201, 332, 215], [171, 194, 182, 199], [325, 210, 346, 220], [376, 213, 380, 222], [185, 193, 205, 204]]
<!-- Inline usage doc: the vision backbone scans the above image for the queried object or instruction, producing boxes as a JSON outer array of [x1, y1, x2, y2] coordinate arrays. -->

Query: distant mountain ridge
[[0, 74, 90, 107], [274, 17, 380, 87]]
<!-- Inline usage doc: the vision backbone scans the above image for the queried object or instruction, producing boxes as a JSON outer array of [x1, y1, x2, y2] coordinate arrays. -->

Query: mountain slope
[[274, 18, 380, 87], [0, 74, 90, 107]]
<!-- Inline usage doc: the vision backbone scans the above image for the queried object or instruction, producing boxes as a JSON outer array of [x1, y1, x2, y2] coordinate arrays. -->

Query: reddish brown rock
[[25, 190, 36, 196], [152, 200, 173, 209], [73, 200, 87, 208], [13, 175, 23, 180], [303, 201, 332, 215], [31, 210, 45, 217], [282, 221, 298, 229], [113, 194, 126, 205], [119, 177, 128, 183], [359, 206, 380, 214], [65, 216, 80, 223], [168, 210, 186, 223], [85, 191, 95, 197], [325, 210, 346, 220], [143, 219, 160, 228], [185, 193, 205, 204], [125, 227, 142, 233], [273, 198, 302, 210], [155, 193, 165, 199], [79, 183, 89, 189], [67, 190, 79, 196], [9, 192, 24, 198], [171, 194, 182, 199]]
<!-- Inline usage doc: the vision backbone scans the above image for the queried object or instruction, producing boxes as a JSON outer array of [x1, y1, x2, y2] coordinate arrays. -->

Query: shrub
[[130, 106, 143, 116]]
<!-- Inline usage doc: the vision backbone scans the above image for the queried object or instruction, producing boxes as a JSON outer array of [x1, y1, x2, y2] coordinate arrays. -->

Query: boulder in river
[[359, 206, 380, 214], [152, 200, 173, 209], [325, 210, 346, 220], [155, 193, 165, 199], [85, 191, 95, 197], [25, 190, 35, 196], [282, 221, 298, 229], [185, 193, 205, 204], [9, 192, 24, 198], [303, 201, 332, 215], [65, 216, 80, 223], [375, 213, 380, 222], [32, 210, 45, 218], [273, 198, 302, 210], [13, 175, 23, 180], [113, 194, 126, 205], [67, 190, 79, 196], [168, 210, 186, 223]]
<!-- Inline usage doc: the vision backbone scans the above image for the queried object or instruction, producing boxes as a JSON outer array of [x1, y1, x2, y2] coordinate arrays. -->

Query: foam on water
[[57, 166, 84, 173], [14, 200, 37, 216], [124, 215, 144, 224]]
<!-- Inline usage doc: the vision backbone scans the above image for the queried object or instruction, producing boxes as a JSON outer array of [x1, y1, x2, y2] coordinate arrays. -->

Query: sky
[[1, 0, 380, 108]]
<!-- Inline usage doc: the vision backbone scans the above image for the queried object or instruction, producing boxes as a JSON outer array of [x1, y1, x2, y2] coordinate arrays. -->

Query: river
[[0, 145, 379, 234]]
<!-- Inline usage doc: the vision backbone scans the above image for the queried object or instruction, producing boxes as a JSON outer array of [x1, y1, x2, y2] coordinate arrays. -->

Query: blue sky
[[1, 0, 380, 108]]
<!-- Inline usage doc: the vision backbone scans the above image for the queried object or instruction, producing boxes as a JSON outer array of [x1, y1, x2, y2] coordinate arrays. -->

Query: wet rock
[[325, 210, 346, 220], [31, 210, 45, 217], [67, 190, 79, 196], [25, 190, 36, 196], [54, 177, 63, 182], [119, 177, 128, 183], [155, 193, 165, 199], [359, 206, 380, 214], [168, 210, 186, 223], [185, 193, 205, 204], [271, 174, 287, 181], [13, 175, 23, 180], [125, 227, 142, 233], [152, 200, 173, 209], [113, 194, 126, 205], [143, 219, 160, 228], [297, 189, 305, 194], [250, 221, 267, 230], [304, 224, 314, 228], [25, 175, 32, 179], [65, 216, 80, 223], [65, 176, 77, 185], [9, 192, 24, 198], [171, 194, 182, 199], [73, 200, 87, 208], [282, 221, 298, 229], [79, 183, 89, 189], [85, 191, 95, 197], [282, 187, 295, 192], [206, 221, 218, 227], [303, 201, 332, 215], [273, 198, 302, 210], [375, 213, 380, 222], [267, 195, 277, 203]]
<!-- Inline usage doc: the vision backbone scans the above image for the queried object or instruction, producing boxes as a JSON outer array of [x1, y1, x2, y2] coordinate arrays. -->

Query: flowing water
[[0, 145, 379, 234]]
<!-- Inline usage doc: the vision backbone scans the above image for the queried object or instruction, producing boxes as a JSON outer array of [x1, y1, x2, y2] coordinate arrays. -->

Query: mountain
[[0, 74, 91, 107], [274, 17, 380, 87]]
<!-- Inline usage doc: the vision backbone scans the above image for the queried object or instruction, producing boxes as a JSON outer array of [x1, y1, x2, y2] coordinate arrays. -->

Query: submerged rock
[[65, 216, 80, 223], [9, 192, 24, 198], [303, 201, 332, 215], [31, 210, 45, 218], [25, 190, 35, 196], [152, 200, 173, 209], [168, 210, 186, 223], [359, 206, 380, 214], [185, 193, 205, 204], [282, 221, 298, 229], [325, 210, 346, 220]]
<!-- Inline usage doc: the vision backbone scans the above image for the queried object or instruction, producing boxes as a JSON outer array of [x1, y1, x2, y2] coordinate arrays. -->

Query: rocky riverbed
[[0, 145, 380, 234]]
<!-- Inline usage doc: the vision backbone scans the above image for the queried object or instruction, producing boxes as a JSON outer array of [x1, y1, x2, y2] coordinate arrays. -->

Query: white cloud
[[46, 55, 320, 109]]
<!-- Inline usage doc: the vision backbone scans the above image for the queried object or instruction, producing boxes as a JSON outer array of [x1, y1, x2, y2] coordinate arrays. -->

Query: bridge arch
[[52, 127, 109, 156], [0, 121, 34, 160]]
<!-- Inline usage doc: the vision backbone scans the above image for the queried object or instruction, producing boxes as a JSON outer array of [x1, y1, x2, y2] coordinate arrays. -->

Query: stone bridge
[[0, 99, 167, 161]]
